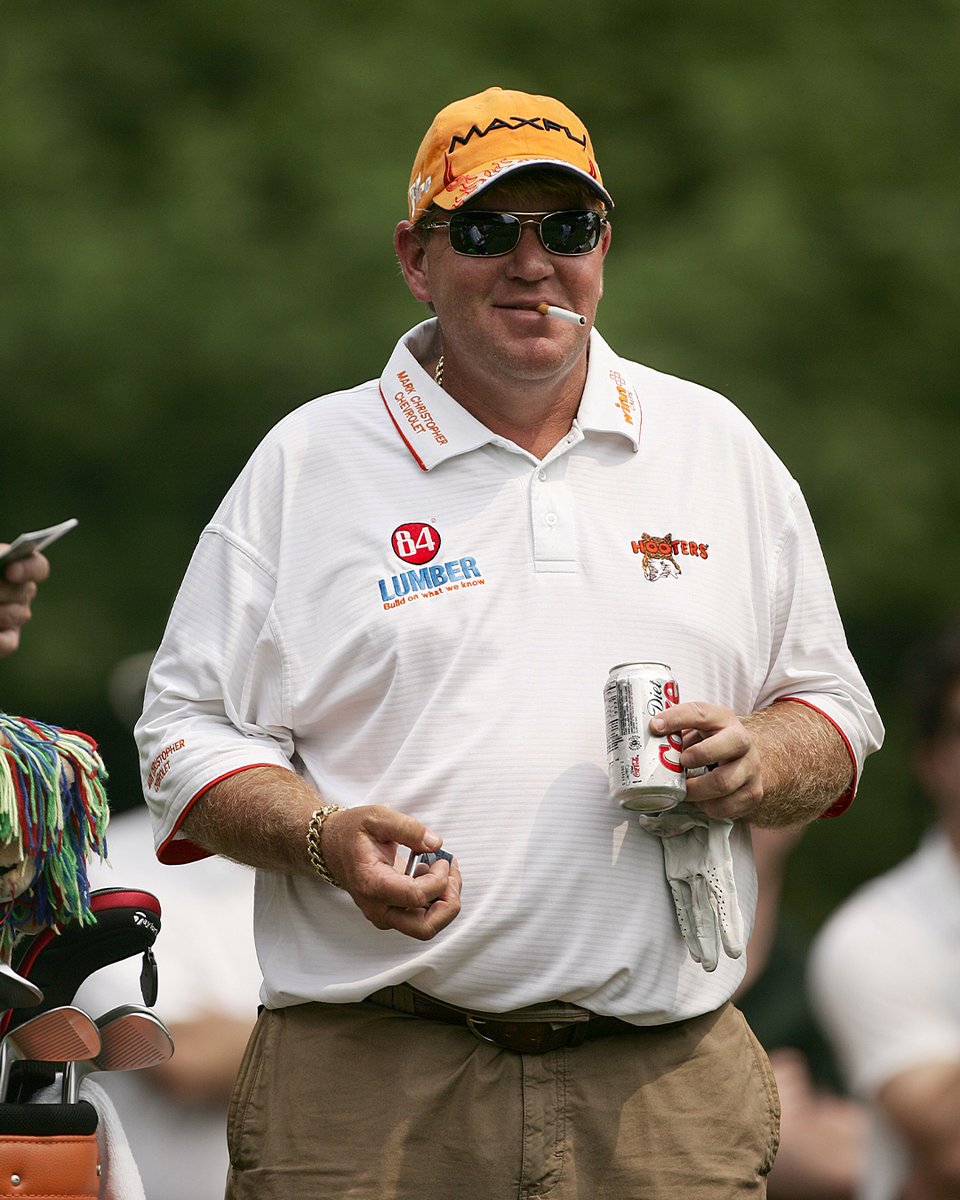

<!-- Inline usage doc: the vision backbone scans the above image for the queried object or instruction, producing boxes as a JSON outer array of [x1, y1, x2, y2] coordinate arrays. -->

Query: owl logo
[[638, 533, 682, 582]]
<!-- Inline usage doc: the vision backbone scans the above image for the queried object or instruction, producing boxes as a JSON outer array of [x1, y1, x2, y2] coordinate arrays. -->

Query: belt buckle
[[465, 1015, 579, 1054], [464, 1015, 501, 1046]]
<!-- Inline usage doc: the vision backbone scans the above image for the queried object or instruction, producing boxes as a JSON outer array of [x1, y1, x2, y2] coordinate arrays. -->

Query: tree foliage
[[2, 0, 958, 927]]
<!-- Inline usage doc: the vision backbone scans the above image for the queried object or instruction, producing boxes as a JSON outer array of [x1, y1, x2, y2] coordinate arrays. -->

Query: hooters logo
[[631, 532, 709, 581], [391, 522, 441, 566]]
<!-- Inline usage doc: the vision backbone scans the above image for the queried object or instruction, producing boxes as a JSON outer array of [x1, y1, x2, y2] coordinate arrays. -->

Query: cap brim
[[433, 158, 614, 212]]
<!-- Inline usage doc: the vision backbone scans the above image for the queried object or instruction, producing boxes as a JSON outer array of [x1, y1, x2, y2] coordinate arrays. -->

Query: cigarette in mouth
[[536, 303, 587, 326]]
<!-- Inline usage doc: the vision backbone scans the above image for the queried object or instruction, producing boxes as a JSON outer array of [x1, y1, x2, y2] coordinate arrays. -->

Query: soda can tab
[[603, 662, 687, 812]]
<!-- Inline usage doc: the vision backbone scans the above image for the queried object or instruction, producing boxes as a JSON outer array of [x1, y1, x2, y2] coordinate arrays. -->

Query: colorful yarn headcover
[[0, 713, 110, 959]]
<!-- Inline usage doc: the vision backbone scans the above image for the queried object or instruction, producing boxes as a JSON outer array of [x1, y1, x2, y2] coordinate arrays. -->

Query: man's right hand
[[183, 771, 463, 941], [320, 805, 462, 941]]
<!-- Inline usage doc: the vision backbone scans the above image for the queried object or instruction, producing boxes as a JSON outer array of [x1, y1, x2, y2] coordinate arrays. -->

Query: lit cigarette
[[536, 303, 586, 326]]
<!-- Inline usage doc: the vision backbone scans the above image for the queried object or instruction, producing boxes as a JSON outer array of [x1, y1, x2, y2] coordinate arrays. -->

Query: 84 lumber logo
[[392, 522, 440, 565], [378, 521, 485, 607]]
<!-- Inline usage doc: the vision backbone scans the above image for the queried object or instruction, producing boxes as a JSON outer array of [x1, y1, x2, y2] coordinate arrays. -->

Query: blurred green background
[[2, 1, 958, 932]]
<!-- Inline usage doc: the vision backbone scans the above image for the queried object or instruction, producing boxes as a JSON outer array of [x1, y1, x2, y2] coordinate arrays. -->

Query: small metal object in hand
[[405, 848, 453, 876]]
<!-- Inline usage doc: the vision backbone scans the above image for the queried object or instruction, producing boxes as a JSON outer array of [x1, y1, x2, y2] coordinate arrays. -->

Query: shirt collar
[[576, 329, 642, 450], [379, 320, 494, 471], [379, 319, 641, 471]]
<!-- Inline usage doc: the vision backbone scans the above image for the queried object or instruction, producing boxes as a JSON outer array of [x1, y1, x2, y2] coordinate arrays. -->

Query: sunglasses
[[420, 209, 608, 258]]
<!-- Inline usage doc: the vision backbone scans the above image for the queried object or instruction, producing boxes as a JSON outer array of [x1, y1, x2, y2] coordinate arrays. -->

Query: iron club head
[[62, 1004, 174, 1104], [0, 1006, 101, 1100]]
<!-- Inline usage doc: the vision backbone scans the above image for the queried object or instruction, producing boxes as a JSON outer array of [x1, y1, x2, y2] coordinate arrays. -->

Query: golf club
[[62, 1004, 174, 1104], [0, 1006, 101, 1100], [0, 962, 43, 1011]]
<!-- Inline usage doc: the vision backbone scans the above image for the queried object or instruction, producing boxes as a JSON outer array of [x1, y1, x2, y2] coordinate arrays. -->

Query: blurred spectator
[[0, 546, 50, 658], [75, 655, 261, 1200], [739, 827, 867, 1199], [809, 618, 960, 1200]]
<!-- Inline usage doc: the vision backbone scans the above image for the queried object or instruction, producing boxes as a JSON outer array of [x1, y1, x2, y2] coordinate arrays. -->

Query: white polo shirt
[[809, 830, 960, 1200], [137, 319, 883, 1023]]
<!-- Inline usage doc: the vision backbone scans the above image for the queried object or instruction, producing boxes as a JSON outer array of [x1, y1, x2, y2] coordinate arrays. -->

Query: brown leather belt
[[364, 983, 640, 1054]]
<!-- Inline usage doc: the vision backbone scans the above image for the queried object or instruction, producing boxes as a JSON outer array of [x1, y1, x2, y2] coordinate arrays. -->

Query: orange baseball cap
[[407, 86, 613, 220]]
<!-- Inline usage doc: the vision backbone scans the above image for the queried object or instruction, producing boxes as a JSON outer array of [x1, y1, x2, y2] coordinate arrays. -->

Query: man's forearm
[[181, 765, 319, 876], [180, 765, 464, 940], [744, 701, 853, 828], [882, 1063, 960, 1195]]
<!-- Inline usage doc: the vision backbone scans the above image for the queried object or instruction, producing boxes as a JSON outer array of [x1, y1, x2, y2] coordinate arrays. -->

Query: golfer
[[137, 86, 883, 1199]]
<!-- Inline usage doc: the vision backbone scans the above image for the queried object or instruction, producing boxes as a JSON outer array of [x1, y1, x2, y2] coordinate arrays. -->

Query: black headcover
[[1, 887, 161, 1038]]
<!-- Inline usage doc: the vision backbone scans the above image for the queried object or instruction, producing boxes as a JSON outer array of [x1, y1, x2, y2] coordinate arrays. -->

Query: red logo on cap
[[391, 523, 441, 565]]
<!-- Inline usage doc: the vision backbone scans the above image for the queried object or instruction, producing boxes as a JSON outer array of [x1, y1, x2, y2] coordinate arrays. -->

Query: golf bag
[[0, 887, 163, 1197], [0, 1100, 100, 1199]]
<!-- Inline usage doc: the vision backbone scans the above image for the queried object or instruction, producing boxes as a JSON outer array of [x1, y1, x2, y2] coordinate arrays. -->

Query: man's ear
[[394, 221, 432, 305], [600, 217, 612, 260], [596, 218, 612, 304]]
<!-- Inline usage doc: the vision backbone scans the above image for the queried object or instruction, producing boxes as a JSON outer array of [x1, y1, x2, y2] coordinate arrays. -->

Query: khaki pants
[[226, 998, 779, 1200]]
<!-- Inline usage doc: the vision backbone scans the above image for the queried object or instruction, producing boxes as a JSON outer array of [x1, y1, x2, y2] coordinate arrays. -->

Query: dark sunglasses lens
[[449, 212, 520, 256], [541, 211, 603, 254]]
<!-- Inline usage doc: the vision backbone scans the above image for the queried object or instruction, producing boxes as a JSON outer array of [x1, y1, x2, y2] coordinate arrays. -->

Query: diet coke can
[[603, 662, 687, 812]]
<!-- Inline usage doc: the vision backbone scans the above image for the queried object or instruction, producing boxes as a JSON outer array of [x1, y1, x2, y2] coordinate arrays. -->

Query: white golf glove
[[638, 803, 744, 972]]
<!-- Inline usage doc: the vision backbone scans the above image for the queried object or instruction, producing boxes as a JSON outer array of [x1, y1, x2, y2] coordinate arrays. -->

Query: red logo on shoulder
[[391, 522, 441, 565]]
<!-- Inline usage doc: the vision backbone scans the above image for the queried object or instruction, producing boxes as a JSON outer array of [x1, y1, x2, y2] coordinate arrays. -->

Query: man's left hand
[[650, 702, 763, 821]]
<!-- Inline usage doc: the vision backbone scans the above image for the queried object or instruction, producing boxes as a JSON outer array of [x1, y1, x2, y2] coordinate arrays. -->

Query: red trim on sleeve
[[379, 386, 430, 471], [774, 696, 857, 818], [155, 762, 282, 864]]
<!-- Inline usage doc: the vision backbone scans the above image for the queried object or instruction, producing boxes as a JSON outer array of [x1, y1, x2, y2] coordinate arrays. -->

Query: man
[[136, 87, 883, 1199], [809, 619, 960, 1200]]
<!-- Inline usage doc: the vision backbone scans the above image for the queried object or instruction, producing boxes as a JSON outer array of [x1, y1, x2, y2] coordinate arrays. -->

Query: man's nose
[[507, 223, 554, 277]]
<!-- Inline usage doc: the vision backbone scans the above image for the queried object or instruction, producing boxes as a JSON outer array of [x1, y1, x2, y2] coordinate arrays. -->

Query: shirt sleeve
[[756, 485, 884, 813], [135, 519, 294, 864]]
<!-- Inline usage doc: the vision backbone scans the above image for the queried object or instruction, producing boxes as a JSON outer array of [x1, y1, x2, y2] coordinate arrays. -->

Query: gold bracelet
[[306, 805, 343, 888]]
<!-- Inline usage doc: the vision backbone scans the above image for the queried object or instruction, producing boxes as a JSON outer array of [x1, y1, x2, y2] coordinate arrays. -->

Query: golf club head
[[0, 1006, 101, 1100], [96, 1005, 174, 1070], [0, 962, 43, 1011], [63, 1004, 174, 1103]]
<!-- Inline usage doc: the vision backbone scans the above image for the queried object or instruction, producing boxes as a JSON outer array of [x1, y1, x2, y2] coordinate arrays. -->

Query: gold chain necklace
[[433, 354, 444, 389]]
